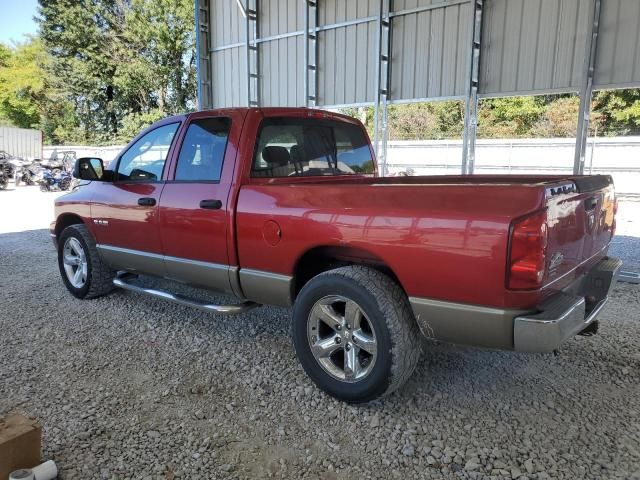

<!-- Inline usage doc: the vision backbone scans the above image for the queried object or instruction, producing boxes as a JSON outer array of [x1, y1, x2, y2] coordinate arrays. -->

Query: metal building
[[196, 0, 640, 175], [0, 127, 43, 160]]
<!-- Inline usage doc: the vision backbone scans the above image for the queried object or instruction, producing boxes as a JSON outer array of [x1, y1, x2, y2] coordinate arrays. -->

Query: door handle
[[200, 199, 223, 210], [138, 197, 156, 206]]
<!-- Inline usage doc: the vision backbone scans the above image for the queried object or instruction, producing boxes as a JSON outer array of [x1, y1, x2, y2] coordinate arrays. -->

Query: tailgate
[[544, 175, 616, 284]]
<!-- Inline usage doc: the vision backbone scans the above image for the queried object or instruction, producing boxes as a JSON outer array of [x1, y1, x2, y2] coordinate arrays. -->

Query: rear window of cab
[[252, 117, 375, 178]]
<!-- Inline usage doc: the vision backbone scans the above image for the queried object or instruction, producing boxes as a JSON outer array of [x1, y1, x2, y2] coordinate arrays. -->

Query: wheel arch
[[54, 213, 87, 239], [292, 245, 403, 301]]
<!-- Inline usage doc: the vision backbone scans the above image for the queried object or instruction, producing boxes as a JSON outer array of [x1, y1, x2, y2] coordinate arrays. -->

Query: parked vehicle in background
[[43, 150, 76, 173], [15, 159, 45, 186], [38, 168, 72, 192], [51, 108, 621, 403], [11, 157, 35, 186], [0, 151, 17, 189]]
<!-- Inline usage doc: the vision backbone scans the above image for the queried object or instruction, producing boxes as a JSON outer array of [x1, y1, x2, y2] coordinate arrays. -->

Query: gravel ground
[[610, 196, 640, 272], [0, 186, 639, 480]]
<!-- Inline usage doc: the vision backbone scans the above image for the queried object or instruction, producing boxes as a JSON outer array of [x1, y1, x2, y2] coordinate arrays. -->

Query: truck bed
[[236, 174, 615, 311]]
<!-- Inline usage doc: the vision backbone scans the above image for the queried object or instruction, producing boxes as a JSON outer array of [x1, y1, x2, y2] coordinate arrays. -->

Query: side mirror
[[73, 157, 104, 181]]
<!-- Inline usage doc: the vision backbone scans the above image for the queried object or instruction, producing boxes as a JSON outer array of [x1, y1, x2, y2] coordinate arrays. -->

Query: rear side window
[[252, 117, 374, 177], [175, 117, 231, 181], [117, 123, 179, 181]]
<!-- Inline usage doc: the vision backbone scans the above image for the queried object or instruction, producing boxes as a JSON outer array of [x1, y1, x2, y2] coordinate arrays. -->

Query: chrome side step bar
[[113, 273, 260, 314], [618, 270, 640, 284]]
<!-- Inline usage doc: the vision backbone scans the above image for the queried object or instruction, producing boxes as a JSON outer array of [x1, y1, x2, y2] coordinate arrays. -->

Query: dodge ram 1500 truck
[[51, 108, 621, 403]]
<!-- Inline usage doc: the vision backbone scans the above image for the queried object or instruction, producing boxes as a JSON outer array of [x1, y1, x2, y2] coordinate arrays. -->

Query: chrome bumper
[[514, 257, 622, 352]]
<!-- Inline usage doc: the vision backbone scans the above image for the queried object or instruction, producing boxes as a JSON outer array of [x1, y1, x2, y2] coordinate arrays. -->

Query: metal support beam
[[245, 0, 259, 107], [461, 0, 483, 175], [196, 0, 213, 110], [373, 0, 392, 176], [574, 0, 602, 175], [304, 0, 318, 107], [234, 0, 247, 17]]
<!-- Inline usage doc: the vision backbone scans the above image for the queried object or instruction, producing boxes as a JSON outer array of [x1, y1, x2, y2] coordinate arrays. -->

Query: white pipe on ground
[[9, 460, 58, 480]]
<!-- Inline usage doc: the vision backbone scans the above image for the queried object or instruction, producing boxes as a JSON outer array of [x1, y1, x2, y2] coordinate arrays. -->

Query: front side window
[[174, 117, 231, 181], [252, 118, 374, 177], [116, 123, 179, 181]]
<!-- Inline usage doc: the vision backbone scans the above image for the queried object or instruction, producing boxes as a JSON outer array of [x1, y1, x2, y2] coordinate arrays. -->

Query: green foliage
[[0, 40, 47, 128], [594, 90, 640, 134], [478, 96, 546, 138], [115, 108, 166, 143], [341, 92, 640, 141], [387, 102, 464, 140], [21, 0, 197, 144]]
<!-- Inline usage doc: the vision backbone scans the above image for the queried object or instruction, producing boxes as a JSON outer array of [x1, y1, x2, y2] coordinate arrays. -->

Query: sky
[[0, 0, 39, 45]]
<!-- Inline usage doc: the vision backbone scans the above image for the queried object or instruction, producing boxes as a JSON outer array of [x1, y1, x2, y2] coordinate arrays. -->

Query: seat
[[261, 146, 292, 177]]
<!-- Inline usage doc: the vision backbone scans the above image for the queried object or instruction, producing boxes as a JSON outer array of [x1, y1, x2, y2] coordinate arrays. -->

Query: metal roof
[[196, 0, 640, 174]]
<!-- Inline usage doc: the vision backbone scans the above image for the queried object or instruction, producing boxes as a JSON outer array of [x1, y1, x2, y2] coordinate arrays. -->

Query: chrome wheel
[[62, 237, 88, 289], [307, 295, 377, 383]]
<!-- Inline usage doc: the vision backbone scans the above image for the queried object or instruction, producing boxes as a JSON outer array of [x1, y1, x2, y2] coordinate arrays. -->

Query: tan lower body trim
[[239, 269, 293, 307], [409, 297, 529, 350]]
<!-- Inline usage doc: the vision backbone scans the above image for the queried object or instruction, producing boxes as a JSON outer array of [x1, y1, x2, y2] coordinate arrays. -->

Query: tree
[[36, 0, 196, 143], [477, 96, 545, 138], [0, 40, 48, 128], [125, 0, 196, 113], [594, 89, 640, 135]]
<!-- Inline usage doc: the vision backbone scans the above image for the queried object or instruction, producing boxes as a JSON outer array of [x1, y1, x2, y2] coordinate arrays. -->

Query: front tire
[[292, 266, 421, 403], [58, 224, 115, 299]]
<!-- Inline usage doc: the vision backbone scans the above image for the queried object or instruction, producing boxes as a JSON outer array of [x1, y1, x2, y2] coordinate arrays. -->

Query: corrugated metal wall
[[210, 0, 247, 107], [594, 0, 640, 89], [317, 0, 378, 105], [479, 0, 590, 96], [260, 0, 305, 106], [199, 0, 640, 109], [0, 127, 42, 160], [392, 0, 470, 100]]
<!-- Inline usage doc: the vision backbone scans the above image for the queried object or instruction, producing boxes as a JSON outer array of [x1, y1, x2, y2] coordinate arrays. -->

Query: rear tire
[[292, 266, 421, 403], [58, 224, 115, 299]]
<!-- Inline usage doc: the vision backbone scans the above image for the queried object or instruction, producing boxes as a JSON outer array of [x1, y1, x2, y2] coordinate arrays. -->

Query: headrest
[[262, 146, 290, 167], [289, 145, 304, 163]]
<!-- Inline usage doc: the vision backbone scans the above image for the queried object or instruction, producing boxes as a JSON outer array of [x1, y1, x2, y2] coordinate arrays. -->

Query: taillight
[[508, 210, 548, 290]]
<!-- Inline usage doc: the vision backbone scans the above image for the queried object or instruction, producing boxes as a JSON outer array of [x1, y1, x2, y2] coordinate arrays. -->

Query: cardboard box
[[0, 415, 42, 480]]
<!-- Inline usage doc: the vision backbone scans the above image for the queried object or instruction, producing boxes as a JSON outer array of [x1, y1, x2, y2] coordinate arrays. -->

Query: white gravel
[[1, 185, 639, 479]]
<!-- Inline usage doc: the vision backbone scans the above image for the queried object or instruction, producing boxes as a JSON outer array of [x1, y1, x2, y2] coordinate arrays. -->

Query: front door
[[158, 113, 241, 294], [91, 121, 181, 276]]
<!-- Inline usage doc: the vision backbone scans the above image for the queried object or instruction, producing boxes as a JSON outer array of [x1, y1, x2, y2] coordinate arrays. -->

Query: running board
[[113, 273, 260, 314]]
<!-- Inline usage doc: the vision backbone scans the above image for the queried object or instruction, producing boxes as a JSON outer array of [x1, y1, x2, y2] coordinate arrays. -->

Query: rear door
[[157, 111, 243, 294], [91, 121, 181, 276]]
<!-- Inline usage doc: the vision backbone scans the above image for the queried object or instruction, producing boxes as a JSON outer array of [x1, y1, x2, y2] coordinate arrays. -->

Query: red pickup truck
[[51, 108, 621, 402]]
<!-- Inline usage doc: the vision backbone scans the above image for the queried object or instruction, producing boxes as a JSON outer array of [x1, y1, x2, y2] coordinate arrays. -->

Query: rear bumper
[[409, 256, 622, 352], [513, 256, 622, 352]]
